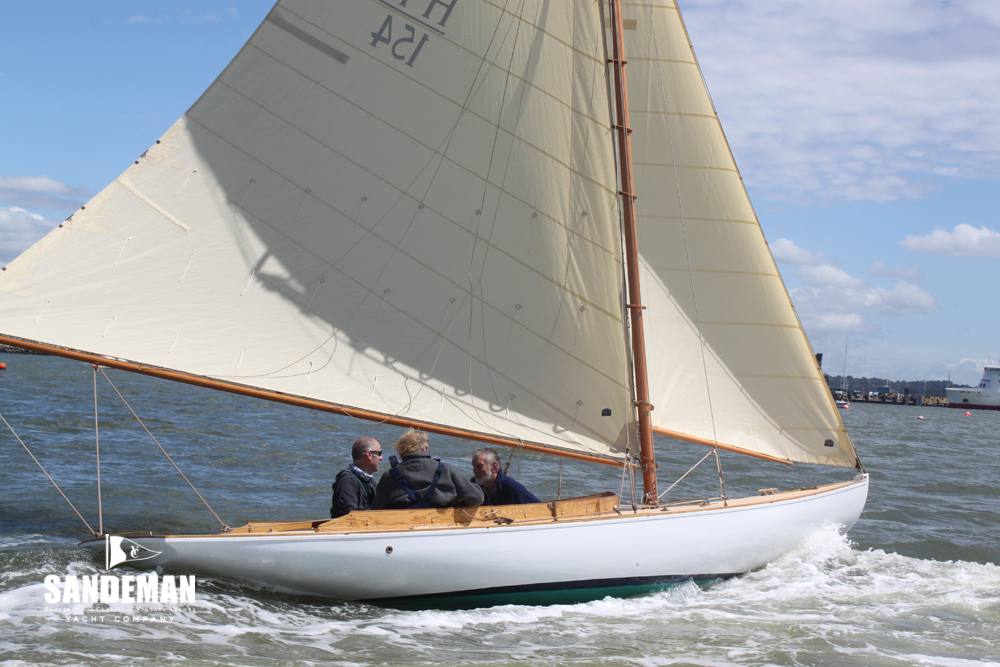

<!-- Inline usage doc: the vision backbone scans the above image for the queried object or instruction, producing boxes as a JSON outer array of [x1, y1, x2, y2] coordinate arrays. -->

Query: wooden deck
[[198, 477, 863, 539]]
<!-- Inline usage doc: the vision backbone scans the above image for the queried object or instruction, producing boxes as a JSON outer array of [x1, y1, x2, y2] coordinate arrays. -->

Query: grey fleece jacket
[[371, 452, 484, 510]]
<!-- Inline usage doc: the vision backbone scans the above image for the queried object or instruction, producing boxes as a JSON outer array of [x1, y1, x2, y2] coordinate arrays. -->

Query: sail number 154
[[370, 15, 430, 67]]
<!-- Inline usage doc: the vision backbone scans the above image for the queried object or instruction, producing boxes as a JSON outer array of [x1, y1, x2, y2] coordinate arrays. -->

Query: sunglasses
[[368, 450, 383, 457]]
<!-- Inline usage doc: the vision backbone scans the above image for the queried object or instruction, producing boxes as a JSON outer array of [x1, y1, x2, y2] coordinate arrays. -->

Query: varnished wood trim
[[652, 426, 794, 465], [0, 334, 623, 468], [137, 478, 866, 539], [311, 493, 619, 532]]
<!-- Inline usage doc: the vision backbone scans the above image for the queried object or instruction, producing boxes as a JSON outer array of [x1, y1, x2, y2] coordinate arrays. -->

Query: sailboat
[[0, 0, 867, 608], [837, 340, 850, 409]]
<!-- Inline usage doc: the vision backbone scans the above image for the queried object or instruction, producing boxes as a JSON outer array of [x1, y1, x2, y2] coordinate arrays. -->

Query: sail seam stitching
[[645, 0, 723, 458], [234, 43, 621, 252], [279, 4, 612, 128], [187, 100, 621, 320], [632, 162, 738, 173], [171, 133, 631, 437]]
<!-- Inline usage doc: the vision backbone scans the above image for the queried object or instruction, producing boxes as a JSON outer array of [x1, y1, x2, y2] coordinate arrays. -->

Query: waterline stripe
[[365, 573, 738, 610]]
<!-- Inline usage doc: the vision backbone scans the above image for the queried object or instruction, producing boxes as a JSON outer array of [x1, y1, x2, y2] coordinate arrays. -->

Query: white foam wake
[[0, 529, 997, 666]]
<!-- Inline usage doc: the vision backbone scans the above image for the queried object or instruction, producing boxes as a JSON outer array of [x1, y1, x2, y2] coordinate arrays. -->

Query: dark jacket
[[330, 465, 377, 518], [372, 453, 484, 510], [473, 468, 541, 506]]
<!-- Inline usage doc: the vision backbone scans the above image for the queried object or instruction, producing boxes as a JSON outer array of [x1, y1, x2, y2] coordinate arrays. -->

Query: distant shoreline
[[0, 343, 46, 355]]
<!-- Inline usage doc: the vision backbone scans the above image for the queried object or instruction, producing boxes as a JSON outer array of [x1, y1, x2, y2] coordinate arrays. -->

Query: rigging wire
[[225, 0, 520, 388], [239, 1, 562, 465], [597, 0, 649, 506], [93, 365, 103, 536], [462, 0, 533, 437], [658, 449, 714, 500], [618, 447, 628, 505], [201, 0, 619, 475], [96, 367, 229, 531], [714, 445, 728, 503], [0, 412, 98, 536], [644, 0, 727, 500], [627, 451, 639, 512]]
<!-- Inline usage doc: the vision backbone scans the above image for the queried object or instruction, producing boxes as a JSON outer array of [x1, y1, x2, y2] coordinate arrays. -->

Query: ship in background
[[947, 365, 1000, 410]]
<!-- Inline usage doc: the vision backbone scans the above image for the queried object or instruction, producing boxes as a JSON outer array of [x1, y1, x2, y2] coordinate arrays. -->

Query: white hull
[[946, 388, 1000, 409], [947, 365, 1000, 410], [83, 476, 868, 607]]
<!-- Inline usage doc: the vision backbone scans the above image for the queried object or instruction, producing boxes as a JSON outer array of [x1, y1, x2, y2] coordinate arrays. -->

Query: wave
[[1, 528, 997, 666]]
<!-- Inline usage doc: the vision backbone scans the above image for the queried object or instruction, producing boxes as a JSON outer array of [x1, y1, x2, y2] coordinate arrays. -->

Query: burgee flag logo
[[105, 535, 162, 569], [42, 538, 191, 608]]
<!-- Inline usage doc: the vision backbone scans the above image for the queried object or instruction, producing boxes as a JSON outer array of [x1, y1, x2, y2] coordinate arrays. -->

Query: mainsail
[[620, 2, 857, 467], [0, 1, 636, 463], [0, 0, 859, 471]]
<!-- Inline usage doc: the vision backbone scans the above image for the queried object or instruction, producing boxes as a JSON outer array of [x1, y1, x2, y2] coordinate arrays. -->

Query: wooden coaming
[[178, 479, 863, 539]]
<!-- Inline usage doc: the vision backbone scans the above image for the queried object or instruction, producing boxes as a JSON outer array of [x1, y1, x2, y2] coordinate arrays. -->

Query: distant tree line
[[823, 375, 963, 397], [0, 344, 45, 355]]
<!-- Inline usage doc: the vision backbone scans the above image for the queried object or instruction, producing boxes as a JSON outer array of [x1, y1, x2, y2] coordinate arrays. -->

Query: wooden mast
[[607, 0, 658, 503]]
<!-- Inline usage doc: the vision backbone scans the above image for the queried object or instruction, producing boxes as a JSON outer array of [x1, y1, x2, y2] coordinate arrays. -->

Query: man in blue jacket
[[330, 437, 382, 518], [471, 447, 541, 506]]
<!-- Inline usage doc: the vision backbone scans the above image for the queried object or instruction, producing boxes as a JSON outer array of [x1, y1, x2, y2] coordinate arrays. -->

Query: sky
[[1, 1, 998, 386]]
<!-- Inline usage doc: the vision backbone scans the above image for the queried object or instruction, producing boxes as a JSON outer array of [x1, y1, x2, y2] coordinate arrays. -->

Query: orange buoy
[[965, 411, 971, 416], [0, 362, 6, 370], [917, 416, 924, 419]]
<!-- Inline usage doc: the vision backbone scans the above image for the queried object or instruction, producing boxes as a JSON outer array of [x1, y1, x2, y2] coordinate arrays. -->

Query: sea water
[[0, 355, 997, 666]]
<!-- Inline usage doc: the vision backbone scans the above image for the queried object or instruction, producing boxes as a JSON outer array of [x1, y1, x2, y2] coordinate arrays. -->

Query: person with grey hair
[[471, 447, 540, 505], [371, 429, 483, 510], [330, 437, 383, 518]]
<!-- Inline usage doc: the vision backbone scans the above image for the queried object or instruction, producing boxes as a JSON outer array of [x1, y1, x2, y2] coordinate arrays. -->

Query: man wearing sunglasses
[[330, 437, 384, 518]]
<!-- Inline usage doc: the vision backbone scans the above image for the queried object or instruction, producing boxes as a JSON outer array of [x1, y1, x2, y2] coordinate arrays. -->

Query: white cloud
[[868, 261, 924, 281], [797, 264, 867, 288], [680, 0, 1000, 203], [0, 174, 88, 211], [0, 175, 86, 196], [770, 238, 824, 265], [900, 223, 1000, 257], [806, 311, 865, 336], [129, 9, 236, 26], [770, 239, 869, 287], [0, 207, 56, 266], [794, 281, 935, 318], [772, 237, 938, 344], [790, 280, 936, 345], [861, 281, 937, 315]]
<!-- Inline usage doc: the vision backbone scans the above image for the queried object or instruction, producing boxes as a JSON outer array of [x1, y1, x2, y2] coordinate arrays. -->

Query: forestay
[[620, 1, 857, 467], [0, 1, 638, 462]]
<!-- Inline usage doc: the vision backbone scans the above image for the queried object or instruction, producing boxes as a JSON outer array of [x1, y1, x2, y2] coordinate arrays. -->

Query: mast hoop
[[607, 0, 657, 502]]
